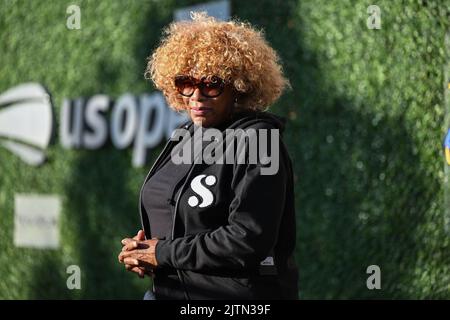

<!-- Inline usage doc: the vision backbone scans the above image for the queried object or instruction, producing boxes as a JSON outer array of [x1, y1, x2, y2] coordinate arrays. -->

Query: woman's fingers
[[136, 230, 145, 241], [119, 249, 140, 262], [118, 247, 139, 262], [125, 264, 147, 278], [118, 250, 126, 262], [126, 265, 143, 275], [119, 233, 153, 278], [118, 234, 156, 277], [123, 257, 140, 266], [120, 248, 149, 260], [121, 240, 138, 251], [121, 238, 134, 245], [120, 231, 146, 253]]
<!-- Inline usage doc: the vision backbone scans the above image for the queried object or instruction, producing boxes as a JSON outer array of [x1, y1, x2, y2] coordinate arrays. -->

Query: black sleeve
[[155, 123, 287, 271]]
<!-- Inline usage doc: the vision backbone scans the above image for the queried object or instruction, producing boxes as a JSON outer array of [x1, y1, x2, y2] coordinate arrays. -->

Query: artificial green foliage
[[0, 0, 448, 299]]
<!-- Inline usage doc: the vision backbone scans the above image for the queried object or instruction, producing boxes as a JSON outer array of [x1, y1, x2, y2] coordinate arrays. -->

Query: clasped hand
[[118, 230, 159, 278]]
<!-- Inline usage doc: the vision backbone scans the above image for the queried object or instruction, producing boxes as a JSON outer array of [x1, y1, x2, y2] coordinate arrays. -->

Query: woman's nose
[[190, 87, 204, 101]]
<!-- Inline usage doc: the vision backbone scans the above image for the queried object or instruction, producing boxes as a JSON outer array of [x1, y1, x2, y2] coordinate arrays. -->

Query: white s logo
[[188, 174, 217, 208]]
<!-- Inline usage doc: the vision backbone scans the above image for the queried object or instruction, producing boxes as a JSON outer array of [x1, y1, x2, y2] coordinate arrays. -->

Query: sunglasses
[[174, 75, 225, 98]]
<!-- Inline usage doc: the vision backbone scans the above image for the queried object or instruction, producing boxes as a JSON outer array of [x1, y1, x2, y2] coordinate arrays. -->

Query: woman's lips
[[191, 107, 212, 116]]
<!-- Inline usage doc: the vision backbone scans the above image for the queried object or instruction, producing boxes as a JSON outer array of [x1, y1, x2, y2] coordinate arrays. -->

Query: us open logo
[[0, 82, 188, 167], [0, 83, 53, 166]]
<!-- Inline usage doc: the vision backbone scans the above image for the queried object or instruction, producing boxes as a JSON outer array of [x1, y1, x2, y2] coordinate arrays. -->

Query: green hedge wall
[[0, 0, 448, 299]]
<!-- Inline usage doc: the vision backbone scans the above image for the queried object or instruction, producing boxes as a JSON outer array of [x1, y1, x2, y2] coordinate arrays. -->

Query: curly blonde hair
[[145, 12, 290, 112]]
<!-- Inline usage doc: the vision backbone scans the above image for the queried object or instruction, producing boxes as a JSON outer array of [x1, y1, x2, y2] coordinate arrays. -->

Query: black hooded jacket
[[138, 110, 299, 299]]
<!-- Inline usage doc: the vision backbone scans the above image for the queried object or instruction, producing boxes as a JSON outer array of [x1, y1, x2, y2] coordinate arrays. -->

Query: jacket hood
[[226, 110, 287, 134], [184, 110, 287, 134]]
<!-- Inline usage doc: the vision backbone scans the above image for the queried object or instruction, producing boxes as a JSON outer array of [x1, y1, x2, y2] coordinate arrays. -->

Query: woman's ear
[[233, 90, 246, 110]]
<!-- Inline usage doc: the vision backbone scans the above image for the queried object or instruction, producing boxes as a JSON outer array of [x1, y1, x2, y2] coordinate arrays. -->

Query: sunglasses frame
[[174, 75, 225, 98]]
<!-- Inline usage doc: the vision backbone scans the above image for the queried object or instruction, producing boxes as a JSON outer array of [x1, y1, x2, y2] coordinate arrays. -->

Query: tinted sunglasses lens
[[201, 77, 224, 97], [175, 77, 195, 96], [175, 76, 224, 97]]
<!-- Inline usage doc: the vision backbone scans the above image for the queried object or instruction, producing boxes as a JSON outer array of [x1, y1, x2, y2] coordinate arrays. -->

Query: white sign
[[14, 194, 61, 249], [174, 0, 230, 21]]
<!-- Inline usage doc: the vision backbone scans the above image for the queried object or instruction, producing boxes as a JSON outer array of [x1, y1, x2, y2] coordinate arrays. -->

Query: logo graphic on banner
[[0, 82, 189, 167], [0, 83, 53, 165]]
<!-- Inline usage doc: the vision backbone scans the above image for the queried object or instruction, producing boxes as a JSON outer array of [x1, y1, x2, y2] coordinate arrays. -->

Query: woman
[[118, 12, 298, 300]]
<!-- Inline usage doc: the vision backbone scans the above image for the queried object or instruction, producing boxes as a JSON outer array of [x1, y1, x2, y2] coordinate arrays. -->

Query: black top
[[142, 159, 190, 240], [142, 124, 210, 240]]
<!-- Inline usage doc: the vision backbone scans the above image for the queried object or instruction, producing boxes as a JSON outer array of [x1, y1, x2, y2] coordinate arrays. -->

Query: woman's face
[[179, 77, 236, 128]]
